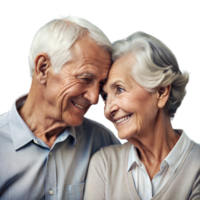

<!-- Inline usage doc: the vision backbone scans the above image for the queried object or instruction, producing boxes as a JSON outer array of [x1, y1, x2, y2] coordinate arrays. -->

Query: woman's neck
[[128, 110, 180, 180]]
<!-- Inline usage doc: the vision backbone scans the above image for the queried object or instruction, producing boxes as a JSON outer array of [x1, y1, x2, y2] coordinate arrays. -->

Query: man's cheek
[[57, 80, 80, 97]]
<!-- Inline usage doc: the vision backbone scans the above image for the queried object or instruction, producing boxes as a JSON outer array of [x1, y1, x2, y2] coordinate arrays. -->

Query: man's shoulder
[[75, 117, 120, 147], [76, 117, 113, 134], [0, 111, 9, 129], [0, 112, 11, 145]]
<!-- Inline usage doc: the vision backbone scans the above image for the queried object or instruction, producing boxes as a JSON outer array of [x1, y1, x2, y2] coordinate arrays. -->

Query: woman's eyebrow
[[101, 79, 124, 93], [109, 80, 123, 89]]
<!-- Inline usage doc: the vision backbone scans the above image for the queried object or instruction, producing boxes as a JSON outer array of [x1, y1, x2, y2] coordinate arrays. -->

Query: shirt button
[[163, 161, 167, 167], [49, 151, 52, 156], [49, 190, 53, 195], [148, 184, 150, 189]]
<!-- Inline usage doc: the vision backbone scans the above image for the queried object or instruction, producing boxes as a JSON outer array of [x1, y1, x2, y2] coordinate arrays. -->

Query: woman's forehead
[[103, 55, 137, 92]]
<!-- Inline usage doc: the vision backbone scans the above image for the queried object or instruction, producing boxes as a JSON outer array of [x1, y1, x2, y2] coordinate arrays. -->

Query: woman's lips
[[113, 114, 132, 125]]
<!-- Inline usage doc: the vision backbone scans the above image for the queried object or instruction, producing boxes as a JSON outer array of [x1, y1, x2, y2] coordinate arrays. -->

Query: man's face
[[45, 36, 111, 126]]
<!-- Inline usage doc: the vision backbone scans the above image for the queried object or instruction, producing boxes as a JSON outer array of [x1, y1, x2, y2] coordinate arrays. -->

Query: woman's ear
[[34, 53, 50, 85], [157, 85, 171, 108]]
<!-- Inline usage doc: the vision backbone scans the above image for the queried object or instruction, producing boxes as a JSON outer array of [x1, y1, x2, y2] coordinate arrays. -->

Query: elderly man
[[0, 17, 119, 200]]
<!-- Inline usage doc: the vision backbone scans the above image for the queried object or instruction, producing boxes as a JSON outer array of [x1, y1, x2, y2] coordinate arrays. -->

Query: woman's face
[[102, 54, 159, 140]]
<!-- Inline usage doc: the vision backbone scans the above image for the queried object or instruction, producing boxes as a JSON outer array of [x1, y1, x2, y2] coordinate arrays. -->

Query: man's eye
[[82, 78, 92, 83]]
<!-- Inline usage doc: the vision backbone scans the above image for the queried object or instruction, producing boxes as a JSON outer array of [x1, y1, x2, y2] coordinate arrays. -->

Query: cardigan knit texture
[[84, 141, 200, 200]]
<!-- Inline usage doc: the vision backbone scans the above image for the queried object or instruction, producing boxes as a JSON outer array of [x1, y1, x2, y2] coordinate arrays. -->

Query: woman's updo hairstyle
[[112, 32, 189, 117]]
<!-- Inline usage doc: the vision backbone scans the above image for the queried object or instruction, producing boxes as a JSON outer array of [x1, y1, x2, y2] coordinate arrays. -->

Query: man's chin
[[73, 119, 84, 127], [64, 116, 84, 127]]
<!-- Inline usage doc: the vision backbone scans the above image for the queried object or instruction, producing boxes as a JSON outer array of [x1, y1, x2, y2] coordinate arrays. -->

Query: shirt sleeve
[[84, 149, 106, 200], [189, 172, 200, 200]]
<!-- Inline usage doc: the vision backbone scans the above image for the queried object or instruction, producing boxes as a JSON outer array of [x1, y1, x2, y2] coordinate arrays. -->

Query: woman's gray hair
[[29, 16, 112, 76], [112, 32, 189, 118]]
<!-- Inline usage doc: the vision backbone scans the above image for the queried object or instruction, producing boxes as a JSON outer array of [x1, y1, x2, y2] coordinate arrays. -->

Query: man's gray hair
[[29, 16, 112, 76], [112, 32, 189, 117]]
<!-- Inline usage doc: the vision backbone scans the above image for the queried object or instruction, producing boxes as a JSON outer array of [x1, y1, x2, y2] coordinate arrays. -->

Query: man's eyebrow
[[78, 72, 108, 86], [78, 72, 96, 78]]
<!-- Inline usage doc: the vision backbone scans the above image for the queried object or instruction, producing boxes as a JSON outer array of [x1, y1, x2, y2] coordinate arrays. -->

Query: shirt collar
[[9, 94, 35, 150], [9, 94, 77, 150], [127, 145, 141, 172], [61, 126, 77, 146], [127, 130, 191, 173], [161, 129, 191, 172]]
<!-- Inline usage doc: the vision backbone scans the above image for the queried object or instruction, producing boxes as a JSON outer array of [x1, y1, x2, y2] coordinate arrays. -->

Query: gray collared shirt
[[0, 95, 120, 200]]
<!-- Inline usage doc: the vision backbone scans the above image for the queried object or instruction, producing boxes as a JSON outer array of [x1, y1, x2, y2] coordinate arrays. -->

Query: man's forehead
[[65, 36, 112, 82], [72, 36, 111, 63], [76, 52, 111, 70]]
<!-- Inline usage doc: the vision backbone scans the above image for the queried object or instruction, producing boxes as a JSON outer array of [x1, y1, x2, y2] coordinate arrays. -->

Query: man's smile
[[71, 100, 89, 110]]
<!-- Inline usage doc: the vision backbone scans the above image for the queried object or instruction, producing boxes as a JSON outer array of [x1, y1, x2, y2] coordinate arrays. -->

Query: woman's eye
[[100, 92, 108, 101], [117, 87, 124, 94], [103, 93, 107, 101]]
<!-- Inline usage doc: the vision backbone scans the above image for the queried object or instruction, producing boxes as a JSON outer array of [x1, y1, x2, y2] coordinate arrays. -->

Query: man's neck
[[18, 91, 68, 148]]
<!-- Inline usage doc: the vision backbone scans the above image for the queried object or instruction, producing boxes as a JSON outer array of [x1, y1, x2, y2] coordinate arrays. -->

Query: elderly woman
[[84, 32, 200, 200]]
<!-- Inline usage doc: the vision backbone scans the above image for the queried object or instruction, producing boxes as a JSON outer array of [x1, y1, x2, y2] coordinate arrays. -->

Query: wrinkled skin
[[44, 36, 111, 127], [19, 36, 111, 147], [101, 54, 180, 180], [102, 55, 158, 140]]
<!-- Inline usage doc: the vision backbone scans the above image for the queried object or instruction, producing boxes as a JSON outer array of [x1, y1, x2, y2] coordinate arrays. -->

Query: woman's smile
[[113, 114, 132, 126]]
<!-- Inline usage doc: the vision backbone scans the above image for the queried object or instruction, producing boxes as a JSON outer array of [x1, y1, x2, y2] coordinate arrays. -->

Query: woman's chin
[[118, 131, 131, 140]]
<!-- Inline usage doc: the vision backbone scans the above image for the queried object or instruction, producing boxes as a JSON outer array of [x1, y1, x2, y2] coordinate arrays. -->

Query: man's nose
[[83, 83, 99, 105]]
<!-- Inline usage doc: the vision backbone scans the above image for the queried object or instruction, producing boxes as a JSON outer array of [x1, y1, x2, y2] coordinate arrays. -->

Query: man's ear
[[157, 85, 171, 108], [34, 53, 50, 85]]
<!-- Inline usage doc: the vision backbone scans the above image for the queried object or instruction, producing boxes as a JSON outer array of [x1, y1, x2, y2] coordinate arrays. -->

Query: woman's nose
[[104, 96, 119, 117]]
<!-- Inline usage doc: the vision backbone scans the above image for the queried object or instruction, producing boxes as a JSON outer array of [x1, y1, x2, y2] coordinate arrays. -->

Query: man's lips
[[71, 100, 89, 109]]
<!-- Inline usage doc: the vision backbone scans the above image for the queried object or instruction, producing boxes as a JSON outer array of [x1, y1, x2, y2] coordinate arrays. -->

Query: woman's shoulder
[[90, 142, 131, 165], [88, 143, 131, 181], [102, 141, 130, 152], [179, 131, 200, 167], [189, 141, 200, 163]]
